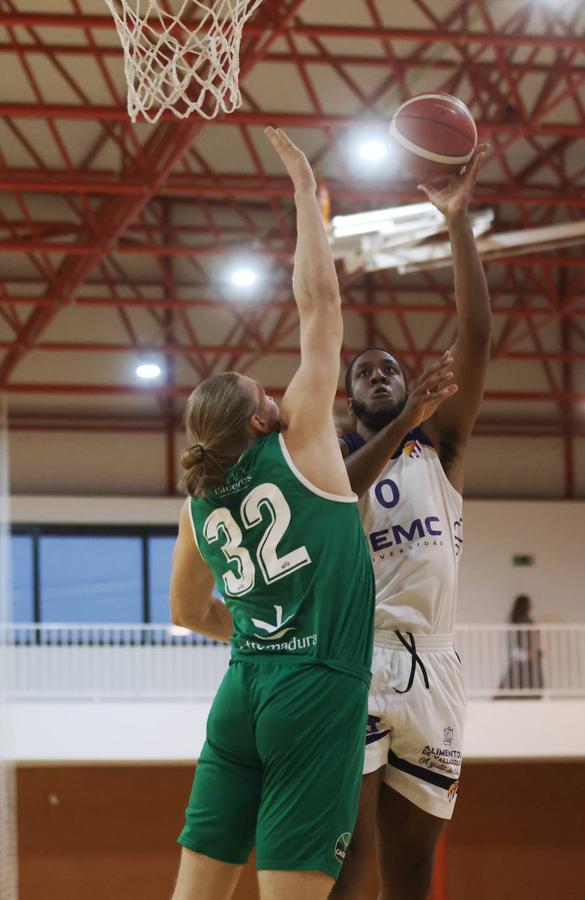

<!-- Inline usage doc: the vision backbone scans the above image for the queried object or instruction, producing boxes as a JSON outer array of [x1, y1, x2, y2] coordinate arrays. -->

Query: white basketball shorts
[[365, 631, 466, 820]]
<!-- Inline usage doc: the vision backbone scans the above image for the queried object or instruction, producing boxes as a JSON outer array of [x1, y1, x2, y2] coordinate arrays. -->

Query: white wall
[[6, 701, 585, 763], [9, 430, 183, 497], [9, 430, 585, 500], [458, 501, 585, 624]]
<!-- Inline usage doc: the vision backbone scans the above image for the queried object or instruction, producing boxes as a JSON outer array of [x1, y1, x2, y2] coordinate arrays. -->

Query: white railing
[[456, 624, 585, 699], [1, 624, 584, 701], [0, 625, 231, 701]]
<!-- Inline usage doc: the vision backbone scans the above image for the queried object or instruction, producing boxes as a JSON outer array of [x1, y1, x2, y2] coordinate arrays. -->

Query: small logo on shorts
[[447, 781, 459, 803], [334, 832, 352, 862], [443, 725, 454, 746]]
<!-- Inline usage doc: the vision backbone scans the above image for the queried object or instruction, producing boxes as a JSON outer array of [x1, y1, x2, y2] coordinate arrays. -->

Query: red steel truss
[[0, 0, 584, 495]]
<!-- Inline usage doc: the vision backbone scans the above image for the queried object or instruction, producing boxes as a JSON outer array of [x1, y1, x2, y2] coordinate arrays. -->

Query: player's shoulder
[[339, 431, 366, 457], [340, 426, 434, 460]]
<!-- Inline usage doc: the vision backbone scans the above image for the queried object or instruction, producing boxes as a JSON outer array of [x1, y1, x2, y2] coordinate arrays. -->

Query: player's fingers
[[274, 127, 304, 157], [426, 384, 459, 402], [431, 371, 456, 388], [415, 355, 454, 384], [265, 126, 296, 159], [467, 144, 489, 180], [418, 375, 455, 400], [422, 366, 455, 386], [265, 126, 289, 161], [416, 183, 432, 199]]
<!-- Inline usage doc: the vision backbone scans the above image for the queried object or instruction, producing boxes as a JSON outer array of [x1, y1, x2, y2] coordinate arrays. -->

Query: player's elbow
[[170, 592, 197, 631], [170, 602, 186, 628]]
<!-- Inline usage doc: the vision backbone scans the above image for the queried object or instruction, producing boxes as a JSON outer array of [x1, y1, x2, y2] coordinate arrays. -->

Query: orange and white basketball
[[389, 93, 477, 183]]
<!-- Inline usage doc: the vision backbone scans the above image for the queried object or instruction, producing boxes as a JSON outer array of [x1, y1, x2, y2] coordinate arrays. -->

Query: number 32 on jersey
[[203, 483, 311, 597]]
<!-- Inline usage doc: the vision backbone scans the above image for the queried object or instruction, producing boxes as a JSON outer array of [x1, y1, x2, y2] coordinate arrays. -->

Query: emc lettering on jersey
[[368, 477, 444, 554]]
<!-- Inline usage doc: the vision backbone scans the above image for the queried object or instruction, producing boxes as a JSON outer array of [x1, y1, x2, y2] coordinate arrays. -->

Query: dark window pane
[[10, 535, 34, 623], [40, 536, 142, 623], [148, 536, 175, 624]]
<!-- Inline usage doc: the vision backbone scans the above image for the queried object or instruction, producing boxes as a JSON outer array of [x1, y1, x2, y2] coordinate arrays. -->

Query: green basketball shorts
[[178, 658, 369, 880]]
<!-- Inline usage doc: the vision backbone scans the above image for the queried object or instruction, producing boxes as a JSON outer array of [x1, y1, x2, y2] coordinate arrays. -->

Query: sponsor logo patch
[[403, 439, 422, 458], [448, 781, 459, 803], [214, 467, 253, 497], [334, 832, 352, 862]]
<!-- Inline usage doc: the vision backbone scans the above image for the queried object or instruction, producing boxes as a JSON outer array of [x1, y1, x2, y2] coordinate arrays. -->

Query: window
[[10, 535, 34, 623], [148, 535, 176, 624], [40, 536, 143, 623]]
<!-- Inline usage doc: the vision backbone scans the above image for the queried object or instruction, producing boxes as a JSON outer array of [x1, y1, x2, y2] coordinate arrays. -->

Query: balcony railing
[[456, 623, 585, 699], [1, 623, 584, 701]]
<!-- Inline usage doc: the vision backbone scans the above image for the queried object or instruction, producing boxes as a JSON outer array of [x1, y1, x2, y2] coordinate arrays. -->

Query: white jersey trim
[[413, 431, 462, 505], [278, 434, 358, 504], [389, 118, 474, 166], [187, 500, 200, 551], [431, 449, 463, 505]]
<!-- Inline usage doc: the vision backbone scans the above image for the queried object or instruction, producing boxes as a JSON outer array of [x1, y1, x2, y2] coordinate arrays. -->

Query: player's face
[[349, 350, 407, 431], [240, 375, 281, 434]]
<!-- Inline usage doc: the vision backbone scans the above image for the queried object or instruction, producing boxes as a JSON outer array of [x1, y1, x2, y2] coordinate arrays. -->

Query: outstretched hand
[[400, 353, 459, 429], [265, 126, 316, 194], [417, 143, 489, 220]]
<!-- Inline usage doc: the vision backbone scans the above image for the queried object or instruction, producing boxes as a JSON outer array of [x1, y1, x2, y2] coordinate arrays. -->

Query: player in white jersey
[[331, 147, 491, 900]]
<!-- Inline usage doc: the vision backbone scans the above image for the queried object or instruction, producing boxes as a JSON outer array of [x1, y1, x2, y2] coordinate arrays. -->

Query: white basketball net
[[105, 0, 264, 123]]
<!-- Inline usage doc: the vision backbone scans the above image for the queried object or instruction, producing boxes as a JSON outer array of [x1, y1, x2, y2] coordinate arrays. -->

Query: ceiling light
[[230, 267, 258, 288], [136, 363, 162, 380], [358, 140, 389, 163]]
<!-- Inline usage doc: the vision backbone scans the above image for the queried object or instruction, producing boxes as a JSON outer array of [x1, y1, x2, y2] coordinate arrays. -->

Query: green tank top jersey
[[190, 432, 374, 684]]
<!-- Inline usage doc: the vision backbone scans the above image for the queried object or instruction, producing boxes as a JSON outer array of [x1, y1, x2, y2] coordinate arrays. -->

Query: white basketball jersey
[[346, 428, 463, 636]]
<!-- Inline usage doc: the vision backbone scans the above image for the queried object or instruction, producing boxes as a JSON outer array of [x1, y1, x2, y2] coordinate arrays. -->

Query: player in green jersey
[[169, 128, 375, 900]]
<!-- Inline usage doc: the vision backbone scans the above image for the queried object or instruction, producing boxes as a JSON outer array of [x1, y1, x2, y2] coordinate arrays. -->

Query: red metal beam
[[0, 14, 581, 50], [3, 105, 585, 139], [0, 340, 581, 367], [1, 43, 584, 83], [2, 381, 584, 403], [2, 293, 584, 319], [2, 173, 585, 210], [0, 240, 290, 259], [0, 278, 564, 298]]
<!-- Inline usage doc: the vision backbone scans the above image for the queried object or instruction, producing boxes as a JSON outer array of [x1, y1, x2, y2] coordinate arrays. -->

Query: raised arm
[[170, 500, 233, 642], [417, 146, 492, 492], [265, 127, 350, 496]]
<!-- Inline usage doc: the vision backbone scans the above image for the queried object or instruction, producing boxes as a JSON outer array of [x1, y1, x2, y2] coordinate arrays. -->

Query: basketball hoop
[[104, 0, 264, 123]]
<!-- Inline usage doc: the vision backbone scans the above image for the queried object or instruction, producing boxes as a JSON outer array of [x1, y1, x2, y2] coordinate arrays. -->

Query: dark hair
[[180, 372, 257, 499], [510, 594, 532, 624], [344, 347, 407, 398]]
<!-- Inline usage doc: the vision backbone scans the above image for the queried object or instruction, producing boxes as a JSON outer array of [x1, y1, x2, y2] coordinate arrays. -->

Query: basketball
[[389, 93, 477, 184]]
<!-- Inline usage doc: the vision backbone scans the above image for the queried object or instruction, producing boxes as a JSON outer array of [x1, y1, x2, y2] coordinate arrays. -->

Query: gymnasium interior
[[1, 1, 584, 898]]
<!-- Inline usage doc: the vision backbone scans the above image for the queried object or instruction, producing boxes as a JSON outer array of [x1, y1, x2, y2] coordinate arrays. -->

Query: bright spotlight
[[359, 140, 389, 163], [136, 362, 162, 380], [230, 267, 258, 288]]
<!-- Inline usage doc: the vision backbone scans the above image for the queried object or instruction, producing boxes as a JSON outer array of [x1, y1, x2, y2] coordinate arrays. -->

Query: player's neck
[[355, 419, 379, 443]]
